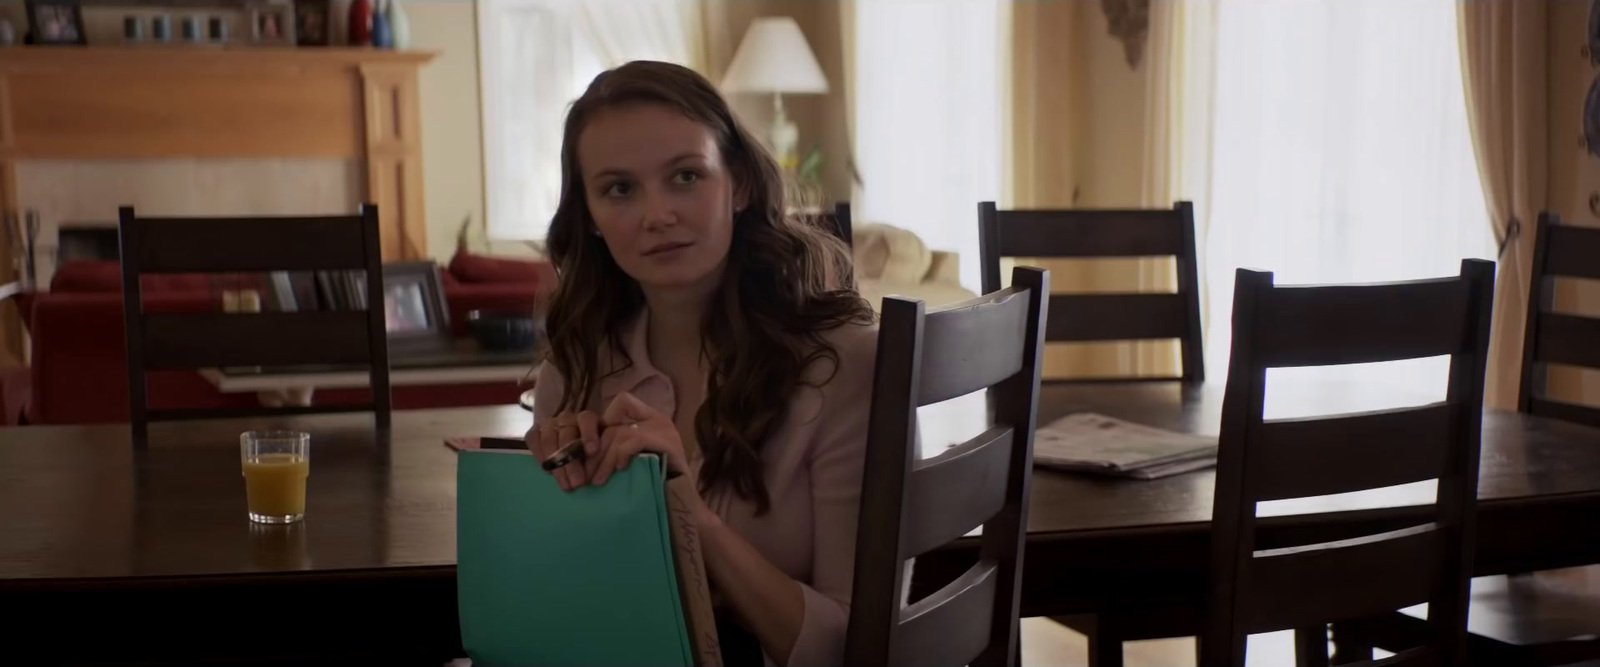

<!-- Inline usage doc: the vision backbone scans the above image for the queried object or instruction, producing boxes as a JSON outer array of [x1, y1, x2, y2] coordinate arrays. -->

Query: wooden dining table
[[4, 381, 1600, 665]]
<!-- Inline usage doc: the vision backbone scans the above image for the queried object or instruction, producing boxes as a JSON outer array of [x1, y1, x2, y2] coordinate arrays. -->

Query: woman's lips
[[643, 241, 694, 257]]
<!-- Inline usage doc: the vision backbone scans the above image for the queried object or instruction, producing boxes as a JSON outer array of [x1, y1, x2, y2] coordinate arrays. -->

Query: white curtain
[[478, 0, 704, 240], [1201, 0, 1494, 400], [853, 0, 1002, 293]]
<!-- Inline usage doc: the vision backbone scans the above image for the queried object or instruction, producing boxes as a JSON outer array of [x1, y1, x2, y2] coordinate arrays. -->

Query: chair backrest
[[1518, 212, 1600, 427], [819, 201, 853, 248], [1202, 260, 1496, 667], [846, 266, 1049, 667], [978, 201, 1204, 382], [119, 205, 392, 446]]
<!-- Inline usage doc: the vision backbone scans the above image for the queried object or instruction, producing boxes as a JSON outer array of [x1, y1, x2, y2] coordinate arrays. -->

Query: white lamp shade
[[719, 17, 829, 95]]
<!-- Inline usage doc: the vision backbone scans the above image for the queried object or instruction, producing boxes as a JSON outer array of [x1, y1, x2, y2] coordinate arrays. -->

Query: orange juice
[[242, 453, 309, 522]]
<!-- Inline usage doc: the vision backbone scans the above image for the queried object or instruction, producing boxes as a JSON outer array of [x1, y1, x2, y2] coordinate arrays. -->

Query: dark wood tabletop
[[4, 381, 1600, 664]]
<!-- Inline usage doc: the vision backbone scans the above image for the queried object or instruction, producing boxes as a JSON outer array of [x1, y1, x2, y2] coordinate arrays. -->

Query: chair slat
[[1254, 279, 1471, 367], [902, 426, 1014, 557], [1535, 313, 1600, 370], [1353, 647, 1435, 667], [143, 312, 374, 369], [889, 562, 999, 667], [993, 210, 1184, 258], [1251, 403, 1456, 502], [147, 403, 376, 422], [916, 288, 1029, 405], [128, 216, 371, 272], [1046, 293, 1187, 342], [1243, 525, 1440, 633], [1526, 396, 1600, 429], [1545, 223, 1600, 280]]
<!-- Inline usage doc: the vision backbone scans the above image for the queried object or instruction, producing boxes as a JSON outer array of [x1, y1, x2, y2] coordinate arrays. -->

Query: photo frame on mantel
[[293, 0, 329, 45], [249, 0, 296, 45], [25, 0, 87, 45], [378, 261, 452, 353]]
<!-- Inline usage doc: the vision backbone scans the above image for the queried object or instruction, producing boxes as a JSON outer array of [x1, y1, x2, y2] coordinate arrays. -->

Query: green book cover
[[457, 451, 692, 667]]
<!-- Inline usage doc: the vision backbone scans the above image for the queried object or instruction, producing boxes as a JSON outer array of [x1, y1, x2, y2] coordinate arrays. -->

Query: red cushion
[[448, 251, 553, 286], [49, 261, 122, 292], [50, 260, 213, 294]]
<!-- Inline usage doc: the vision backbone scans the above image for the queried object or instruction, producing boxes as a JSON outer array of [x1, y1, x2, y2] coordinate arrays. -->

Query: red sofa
[[10, 252, 555, 425]]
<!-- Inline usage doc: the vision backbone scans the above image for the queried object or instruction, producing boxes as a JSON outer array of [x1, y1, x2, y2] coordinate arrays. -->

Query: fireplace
[[0, 47, 435, 363], [55, 225, 118, 265]]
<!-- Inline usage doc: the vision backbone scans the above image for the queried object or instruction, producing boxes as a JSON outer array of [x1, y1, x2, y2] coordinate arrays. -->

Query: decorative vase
[[387, 0, 409, 49], [347, 0, 372, 46], [370, 1, 391, 48]]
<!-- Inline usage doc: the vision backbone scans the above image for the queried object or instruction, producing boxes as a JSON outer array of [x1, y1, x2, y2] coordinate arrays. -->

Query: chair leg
[[1295, 625, 1330, 667], [1085, 617, 1124, 667], [1328, 622, 1374, 665]]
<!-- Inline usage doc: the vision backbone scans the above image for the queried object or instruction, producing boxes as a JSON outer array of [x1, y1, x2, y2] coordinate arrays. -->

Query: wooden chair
[[819, 201, 853, 248], [980, 201, 1203, 664], [120, 205, 392, 447], [1519, 212, 1600, 427], [1202, 260, 1496, 667], [1340, 215, 1600, 666], [978, 201, 1203, 382], [845, 266, 1050, 667]]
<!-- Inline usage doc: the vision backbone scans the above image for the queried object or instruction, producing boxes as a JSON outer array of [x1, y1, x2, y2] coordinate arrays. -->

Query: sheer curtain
[[478, 0, 703, 240], [853, 0, 1002, 293], [1202, 0, 1493, 398]]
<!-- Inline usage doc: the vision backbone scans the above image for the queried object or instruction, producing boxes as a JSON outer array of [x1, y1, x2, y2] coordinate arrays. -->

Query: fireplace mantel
[[0, 46, 436, 364]]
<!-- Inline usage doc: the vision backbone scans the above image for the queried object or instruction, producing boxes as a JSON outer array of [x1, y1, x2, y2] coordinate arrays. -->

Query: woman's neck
[[641, 281, 716, 370]]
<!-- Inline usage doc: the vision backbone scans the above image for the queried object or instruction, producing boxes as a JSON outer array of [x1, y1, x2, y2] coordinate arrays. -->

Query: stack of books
[[1033, 413, 1218, 480], [265, 270, 368, 312]]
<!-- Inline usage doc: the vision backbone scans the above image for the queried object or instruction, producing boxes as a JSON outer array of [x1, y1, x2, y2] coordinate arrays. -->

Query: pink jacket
[[533, 312, 879, 666]]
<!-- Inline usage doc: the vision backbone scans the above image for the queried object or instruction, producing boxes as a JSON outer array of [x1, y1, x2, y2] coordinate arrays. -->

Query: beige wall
[[1008, 2, 1164, 378], [408, 0, 489, 262]]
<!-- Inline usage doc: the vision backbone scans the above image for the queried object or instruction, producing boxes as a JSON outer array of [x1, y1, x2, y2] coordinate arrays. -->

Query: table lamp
[[719, 17, 829, 170]]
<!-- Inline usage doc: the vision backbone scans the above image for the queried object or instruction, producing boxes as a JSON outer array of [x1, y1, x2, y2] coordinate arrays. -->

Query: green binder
[[457, 450, 693, 667]]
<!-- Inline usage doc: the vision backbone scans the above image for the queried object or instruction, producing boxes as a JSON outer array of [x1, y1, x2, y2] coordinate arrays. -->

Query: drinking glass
[[240, 431, 310, 524]]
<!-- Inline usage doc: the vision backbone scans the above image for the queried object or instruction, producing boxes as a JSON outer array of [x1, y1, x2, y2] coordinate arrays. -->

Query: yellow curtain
[[1457, 0, 1548, 409], [1138, 1, 1216, 376]]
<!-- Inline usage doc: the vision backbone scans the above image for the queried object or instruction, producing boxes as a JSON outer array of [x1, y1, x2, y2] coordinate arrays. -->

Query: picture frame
[[248, 1, 295, 46], [293, 0, 330, 46], [378, 261, 452, 352], [25, 0, 86, 46]]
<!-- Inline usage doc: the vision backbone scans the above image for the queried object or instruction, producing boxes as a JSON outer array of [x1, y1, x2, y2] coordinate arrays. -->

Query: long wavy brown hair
[[543, 60, 873, 514]]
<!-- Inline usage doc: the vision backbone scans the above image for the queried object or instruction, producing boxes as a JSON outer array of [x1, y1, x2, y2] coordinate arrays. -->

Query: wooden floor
[[1021, 618, 1298, 667]]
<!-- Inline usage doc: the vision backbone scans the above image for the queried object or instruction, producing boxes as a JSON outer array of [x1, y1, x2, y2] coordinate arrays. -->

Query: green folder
[[457, 450, 692, 667]]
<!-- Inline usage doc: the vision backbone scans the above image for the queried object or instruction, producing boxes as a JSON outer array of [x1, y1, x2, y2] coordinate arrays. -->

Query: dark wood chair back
[[119, 205, 392, 447], [819, 201, 853, 247], [978, 201, 1204, 382], [846, 266, 1049, 667], [1202, 260, 1496, 667], [1518, 212, 1600, 427]]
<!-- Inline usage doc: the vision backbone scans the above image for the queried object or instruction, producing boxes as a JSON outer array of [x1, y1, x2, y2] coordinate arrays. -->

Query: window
[[1201, 0, 1494, 399], [853, 0, 1003, 293], [477, 0, 702, 240]]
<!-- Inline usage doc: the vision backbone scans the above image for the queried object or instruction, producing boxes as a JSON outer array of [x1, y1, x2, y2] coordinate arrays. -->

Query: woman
[[527, 60, 878, 667]]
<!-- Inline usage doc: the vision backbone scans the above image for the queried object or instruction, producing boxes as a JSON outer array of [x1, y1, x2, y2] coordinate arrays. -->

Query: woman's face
[[578, 103, 740, 297]]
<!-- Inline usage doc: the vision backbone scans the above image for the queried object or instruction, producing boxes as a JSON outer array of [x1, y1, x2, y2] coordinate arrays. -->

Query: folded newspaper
[[1034, 413, 1218, 479]]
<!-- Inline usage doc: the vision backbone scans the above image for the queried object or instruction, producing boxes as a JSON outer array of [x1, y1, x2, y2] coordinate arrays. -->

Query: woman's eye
[[602, 181, 633, 198], [672, 170, 701, 186]]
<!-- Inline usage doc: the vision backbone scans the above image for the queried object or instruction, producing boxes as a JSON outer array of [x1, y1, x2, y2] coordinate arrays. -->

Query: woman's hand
[[589, 391, 691, 486], [526, 409, 602, 491]]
